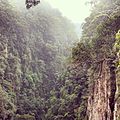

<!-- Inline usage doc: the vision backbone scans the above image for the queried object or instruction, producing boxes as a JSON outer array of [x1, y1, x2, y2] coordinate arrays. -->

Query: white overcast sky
[[46, 0, 91, 23], [9, 0, 91, 23]]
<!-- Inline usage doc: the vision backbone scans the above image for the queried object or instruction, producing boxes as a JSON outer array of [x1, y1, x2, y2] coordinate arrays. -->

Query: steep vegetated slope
[[0, 1, 77, 120], [72, 0, 120, 120], [1, 0, 120, 120], [114, 29, 120, 120]]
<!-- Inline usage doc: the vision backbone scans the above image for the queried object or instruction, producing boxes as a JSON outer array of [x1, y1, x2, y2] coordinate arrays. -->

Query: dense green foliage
[[114, 30, 120, 119], [1, 0, 120, 120], [0, 1, 77, 119], [71, 0, 120, 119]]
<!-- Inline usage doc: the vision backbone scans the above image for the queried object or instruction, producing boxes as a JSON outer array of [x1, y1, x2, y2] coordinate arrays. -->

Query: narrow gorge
[[0, 0, 120, 120]]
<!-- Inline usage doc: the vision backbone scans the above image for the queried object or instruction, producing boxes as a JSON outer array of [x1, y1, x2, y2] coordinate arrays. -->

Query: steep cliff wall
[[87, 59, 116, 120]]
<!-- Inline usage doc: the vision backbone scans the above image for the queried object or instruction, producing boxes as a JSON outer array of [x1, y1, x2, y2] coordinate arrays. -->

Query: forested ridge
[[0, 0, 120, 120]]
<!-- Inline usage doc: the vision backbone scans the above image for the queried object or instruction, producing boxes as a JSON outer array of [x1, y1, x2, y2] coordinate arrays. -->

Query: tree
[[25, 0, 40, 9]]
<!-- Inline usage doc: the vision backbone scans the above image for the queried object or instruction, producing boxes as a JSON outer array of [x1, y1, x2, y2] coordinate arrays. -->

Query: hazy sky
[[9, 0, 91, 23], [46, 0, 91, 23]]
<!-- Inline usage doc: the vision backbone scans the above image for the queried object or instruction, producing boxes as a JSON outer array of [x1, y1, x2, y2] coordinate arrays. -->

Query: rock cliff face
[[87, 59, 116, 120]]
